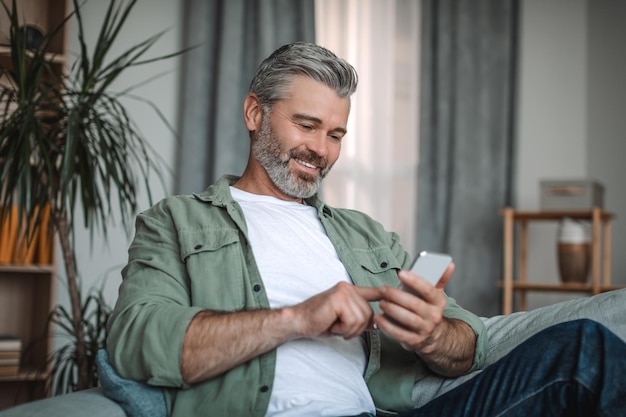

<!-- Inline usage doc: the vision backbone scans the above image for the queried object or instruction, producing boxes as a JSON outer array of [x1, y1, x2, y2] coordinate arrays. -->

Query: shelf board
[[0, 46, 66, 64], [499, 281, 624, 293], [0, 369, 49, 382], [0, 264, 55, 274], [499, 208, 613, 221]]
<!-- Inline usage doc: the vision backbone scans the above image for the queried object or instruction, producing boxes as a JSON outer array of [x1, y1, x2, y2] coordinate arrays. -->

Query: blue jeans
[[348, 319, 625, 417], [397, 319, 625, 417]]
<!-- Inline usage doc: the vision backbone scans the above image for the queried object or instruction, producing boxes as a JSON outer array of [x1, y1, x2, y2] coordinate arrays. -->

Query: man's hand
[[181, 282, 380, 384], [374, 264, 476, 377], [290, 281, 381, 339]]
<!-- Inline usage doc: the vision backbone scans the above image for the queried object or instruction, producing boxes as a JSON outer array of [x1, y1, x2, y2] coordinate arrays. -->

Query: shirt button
[[260, 385, 269, 393], [194, 244, 203, 250], [380, 261, 388, 268], [253, 284, 262, 292]]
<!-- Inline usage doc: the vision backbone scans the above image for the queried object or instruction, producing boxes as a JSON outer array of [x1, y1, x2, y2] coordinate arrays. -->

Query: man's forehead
[[280, 76, 349, 108]]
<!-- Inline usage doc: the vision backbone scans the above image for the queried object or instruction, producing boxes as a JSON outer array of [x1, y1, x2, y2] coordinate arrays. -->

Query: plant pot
[[557, 218, 590, 284], [557, 242, 590, 283]]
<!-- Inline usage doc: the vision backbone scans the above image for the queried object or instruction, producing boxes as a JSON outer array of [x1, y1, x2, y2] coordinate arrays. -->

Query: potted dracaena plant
[[0, 0, 184, 393]]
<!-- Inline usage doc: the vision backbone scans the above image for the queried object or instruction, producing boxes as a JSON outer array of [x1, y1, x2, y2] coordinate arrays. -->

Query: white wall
[[57, 1, 182, 310], [517, 0, 626, 309]]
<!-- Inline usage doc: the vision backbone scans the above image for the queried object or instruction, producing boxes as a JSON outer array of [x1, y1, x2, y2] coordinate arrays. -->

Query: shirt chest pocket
[[352, 246, 403, 287], [178, 229, 246, 311]]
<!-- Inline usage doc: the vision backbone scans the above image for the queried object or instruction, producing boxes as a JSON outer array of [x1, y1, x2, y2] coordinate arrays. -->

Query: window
[[316, 0, 421, 254]]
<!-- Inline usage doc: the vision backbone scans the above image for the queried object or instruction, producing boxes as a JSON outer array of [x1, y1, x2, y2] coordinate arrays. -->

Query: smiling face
[[239, 75, 350, 201]]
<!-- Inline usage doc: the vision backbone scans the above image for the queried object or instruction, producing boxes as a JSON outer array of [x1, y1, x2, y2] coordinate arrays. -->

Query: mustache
[[288, 149, 328, 170]]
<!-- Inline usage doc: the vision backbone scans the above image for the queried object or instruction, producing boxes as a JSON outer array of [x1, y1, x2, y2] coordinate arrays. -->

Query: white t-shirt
[[231, 187, 376, 417]]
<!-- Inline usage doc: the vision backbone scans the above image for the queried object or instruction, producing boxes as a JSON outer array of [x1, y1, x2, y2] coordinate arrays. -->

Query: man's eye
[[299, 124, 313, 130], [330, 135, 342, 141]]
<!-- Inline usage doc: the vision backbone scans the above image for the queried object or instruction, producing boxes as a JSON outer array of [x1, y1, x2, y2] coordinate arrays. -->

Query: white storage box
[[540, 180, 604, 211]]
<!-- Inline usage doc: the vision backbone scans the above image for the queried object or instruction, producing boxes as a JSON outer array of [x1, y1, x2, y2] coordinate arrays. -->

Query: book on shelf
[[0, 357, 19, 366], [0, 350, 20, 359], [0, 335, 22, 351], [0, 205, 18, 264], [10, 205, 38, 265], [36, 203, 53, 264], [0, 336, 21, 376], [0, 204, 53, 265], [0, 364, 19, 376]]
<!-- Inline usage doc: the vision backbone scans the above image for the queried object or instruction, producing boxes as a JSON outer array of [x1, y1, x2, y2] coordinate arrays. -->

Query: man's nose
[[305, 133, 329, 157]]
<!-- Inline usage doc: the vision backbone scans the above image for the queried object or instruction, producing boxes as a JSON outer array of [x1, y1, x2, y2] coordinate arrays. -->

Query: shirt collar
[[193, 174, 333, 218]]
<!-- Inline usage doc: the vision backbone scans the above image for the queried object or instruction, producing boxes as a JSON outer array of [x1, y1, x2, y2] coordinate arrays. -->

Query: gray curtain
[[175, 0, 315, 194], [417, 0, 518, 316]]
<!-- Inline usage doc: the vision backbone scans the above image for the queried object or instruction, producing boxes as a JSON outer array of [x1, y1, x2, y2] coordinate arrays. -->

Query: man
[[107, 42, 626, 417]]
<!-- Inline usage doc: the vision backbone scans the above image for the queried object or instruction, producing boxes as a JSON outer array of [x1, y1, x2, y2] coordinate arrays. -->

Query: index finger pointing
[[354, 285, 382, 301]]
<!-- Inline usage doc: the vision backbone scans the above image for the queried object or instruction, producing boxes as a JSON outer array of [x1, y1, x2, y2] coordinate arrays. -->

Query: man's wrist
[[273, 306, 304, 341], [417, 318, 476, 377]]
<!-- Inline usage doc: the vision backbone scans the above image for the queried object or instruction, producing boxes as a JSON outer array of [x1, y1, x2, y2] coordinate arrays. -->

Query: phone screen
[[409, 251, 452, 286]]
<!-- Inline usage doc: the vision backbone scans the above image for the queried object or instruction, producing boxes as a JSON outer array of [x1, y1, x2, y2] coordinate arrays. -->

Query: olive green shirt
[[107, 175, 487, 417]]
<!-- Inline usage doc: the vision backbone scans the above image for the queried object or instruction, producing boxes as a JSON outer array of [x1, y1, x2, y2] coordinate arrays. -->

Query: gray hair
[[249, 42, 358, 107]]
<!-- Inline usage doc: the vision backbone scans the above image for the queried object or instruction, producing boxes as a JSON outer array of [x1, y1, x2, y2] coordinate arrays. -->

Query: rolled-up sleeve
[[107, 205, 204, 388], [443, 295, 488, 372]]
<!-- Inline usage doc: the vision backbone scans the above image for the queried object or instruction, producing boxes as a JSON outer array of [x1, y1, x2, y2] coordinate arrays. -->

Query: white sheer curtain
[[315, 0, 421, 255]]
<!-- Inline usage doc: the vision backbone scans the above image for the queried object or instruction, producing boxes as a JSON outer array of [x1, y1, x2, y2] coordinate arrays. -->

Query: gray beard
[[251, 115, 331, 199]]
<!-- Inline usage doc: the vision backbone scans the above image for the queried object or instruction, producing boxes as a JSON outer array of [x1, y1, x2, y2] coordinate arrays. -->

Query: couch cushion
[[0, 388, 125, 417], [97, 349, 167, 417]]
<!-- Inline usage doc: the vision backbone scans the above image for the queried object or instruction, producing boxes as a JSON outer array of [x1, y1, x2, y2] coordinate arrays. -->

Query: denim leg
[[412, 288, 626, 407], [341, 414, 376, 417], [403, 319, 626, 417]]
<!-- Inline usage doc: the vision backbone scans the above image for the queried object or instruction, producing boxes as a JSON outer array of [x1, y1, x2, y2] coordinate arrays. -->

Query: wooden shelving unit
[[0, 264, 56, 409], [500, 207, 622, 315], [0, 0, 69, 410]]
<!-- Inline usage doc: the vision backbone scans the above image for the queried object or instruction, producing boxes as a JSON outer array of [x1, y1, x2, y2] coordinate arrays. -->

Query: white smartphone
[[399, 251, 452, 294]]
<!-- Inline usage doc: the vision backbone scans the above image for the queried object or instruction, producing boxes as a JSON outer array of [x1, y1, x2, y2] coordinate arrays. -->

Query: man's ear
[[243, 93, 263, 133]]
